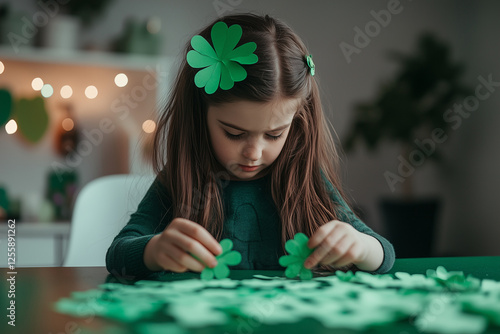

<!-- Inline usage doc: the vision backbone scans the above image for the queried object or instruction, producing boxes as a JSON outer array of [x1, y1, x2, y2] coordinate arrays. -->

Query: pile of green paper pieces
[[55, 266, 500, 334]]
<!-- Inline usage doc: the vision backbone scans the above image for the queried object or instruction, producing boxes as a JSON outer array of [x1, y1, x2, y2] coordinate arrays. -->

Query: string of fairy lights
[[0, 60, 157, 136]]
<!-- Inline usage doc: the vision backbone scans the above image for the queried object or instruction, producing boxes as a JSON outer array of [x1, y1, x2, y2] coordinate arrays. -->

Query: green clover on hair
[[279, 233, 314, 280], [192, 239, 242, 280], [186, 21, 258, 94]]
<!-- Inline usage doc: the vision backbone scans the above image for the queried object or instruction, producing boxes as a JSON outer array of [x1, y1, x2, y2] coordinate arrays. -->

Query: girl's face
[[207, 98, 300, 181]]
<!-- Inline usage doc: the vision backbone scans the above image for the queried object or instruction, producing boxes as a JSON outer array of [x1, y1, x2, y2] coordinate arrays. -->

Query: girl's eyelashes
[[267, 133, 283, 141], [223, 131, 283, 141], [223, 131, 243, 140]]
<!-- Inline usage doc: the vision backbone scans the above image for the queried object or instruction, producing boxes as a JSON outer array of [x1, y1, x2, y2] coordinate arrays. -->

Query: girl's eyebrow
[[218, 120, 291, 132]]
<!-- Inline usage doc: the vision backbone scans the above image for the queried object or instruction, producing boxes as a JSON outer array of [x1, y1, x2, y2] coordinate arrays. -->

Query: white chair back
[[64, 174, 154, 267]]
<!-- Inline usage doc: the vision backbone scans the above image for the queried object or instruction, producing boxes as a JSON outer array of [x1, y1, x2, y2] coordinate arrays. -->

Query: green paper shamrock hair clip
[[279, 233, 314, 280], [306, 54, 315, 76], [193, 239, 242, 280], [186, 21, 258, 94]]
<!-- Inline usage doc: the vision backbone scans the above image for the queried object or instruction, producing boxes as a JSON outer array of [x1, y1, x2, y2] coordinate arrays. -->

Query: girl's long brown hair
[[153, 14, 350, 259]]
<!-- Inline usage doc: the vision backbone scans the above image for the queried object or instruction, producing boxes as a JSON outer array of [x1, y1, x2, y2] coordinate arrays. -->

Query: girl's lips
[[239, 164, 260, 172]]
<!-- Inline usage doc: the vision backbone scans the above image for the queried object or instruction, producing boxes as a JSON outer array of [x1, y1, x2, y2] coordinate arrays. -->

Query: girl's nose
[[243, 143, 262, 162]]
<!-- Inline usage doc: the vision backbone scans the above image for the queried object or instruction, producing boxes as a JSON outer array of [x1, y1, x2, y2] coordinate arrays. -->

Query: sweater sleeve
[[322, 176, 395, 274], [105, 175, 173, 279]]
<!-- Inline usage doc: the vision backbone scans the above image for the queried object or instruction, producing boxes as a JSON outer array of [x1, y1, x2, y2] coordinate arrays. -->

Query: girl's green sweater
[[106, 172, 395, 279]]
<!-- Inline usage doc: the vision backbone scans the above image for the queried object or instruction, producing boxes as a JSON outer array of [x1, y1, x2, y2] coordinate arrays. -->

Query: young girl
[[106, 13, 395, 279]]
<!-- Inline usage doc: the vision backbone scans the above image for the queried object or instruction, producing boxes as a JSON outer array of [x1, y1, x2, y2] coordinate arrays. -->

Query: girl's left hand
[[303, 220, 368, 269]]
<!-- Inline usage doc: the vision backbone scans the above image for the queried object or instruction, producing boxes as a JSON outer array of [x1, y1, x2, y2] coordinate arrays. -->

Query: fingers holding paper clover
[[144, 218, 222, 273], [304, 220, 368, 270]]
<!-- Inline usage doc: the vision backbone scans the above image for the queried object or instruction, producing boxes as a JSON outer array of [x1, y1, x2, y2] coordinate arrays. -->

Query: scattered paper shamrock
[[335, 270, 355, 282], [279, 233, 314, 280], [186, 21, 258, 94], [56, 264, 500, 333], [426, 266, 481, 292], [193, 239, 242, 280]]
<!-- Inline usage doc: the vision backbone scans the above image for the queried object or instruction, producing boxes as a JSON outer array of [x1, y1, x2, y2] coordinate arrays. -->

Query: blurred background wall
[[0, 0, 499, 264]]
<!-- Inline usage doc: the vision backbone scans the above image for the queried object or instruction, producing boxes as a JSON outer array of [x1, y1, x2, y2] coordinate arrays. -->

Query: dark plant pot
[[379, 197, 441, 258]]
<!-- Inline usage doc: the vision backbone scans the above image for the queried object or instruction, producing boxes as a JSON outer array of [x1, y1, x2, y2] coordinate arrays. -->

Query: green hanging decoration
[[14, 96, 49, 143], [0, 89, 13, 127], [186, 21, 258, 94]]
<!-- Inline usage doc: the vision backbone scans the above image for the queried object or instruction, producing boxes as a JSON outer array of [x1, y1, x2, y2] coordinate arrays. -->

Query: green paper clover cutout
[[186, 21, 258, 94], [335, 270, 355, 282], [426, 266, 481, 292], [306, 54, 315, 76], [194, 239, 242, 280], [279, 233, 314, 280]]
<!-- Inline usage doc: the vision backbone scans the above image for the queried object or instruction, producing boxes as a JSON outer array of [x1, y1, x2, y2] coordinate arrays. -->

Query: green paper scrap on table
[[186, 21, 258, 94], [279, 232, 314, 280], [55, 265, 500, 334]]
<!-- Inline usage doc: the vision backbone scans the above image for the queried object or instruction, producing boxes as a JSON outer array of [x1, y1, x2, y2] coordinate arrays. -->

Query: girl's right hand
[[143, 218, 222, 272]]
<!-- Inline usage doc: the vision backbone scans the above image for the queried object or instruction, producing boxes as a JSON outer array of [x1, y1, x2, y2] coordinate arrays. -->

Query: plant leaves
[[0, 89, 12, 126]]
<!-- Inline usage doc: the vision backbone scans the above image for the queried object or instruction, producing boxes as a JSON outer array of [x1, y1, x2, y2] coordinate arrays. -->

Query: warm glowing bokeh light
[[32, 77, 44, 91], [85, 85, 98, 99], [62, 118, 74, 131], [60, 85, 73, 99], [142, 120, 156, 133], [41, 84, 54, 98], [147, 17, 161, 34], [5, 119, 17, 134], [0, 61, 5, 74], [114, 73, 128, 87]]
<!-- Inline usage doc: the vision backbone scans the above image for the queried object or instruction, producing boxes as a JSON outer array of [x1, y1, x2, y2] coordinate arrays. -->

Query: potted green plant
[[38, 0, 113, 50], [343, 32, 471, 258]]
